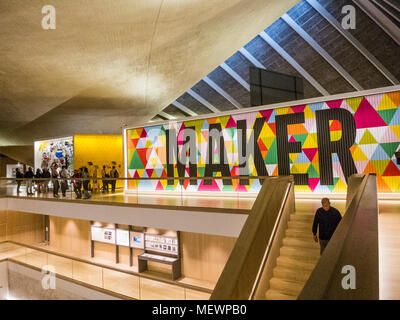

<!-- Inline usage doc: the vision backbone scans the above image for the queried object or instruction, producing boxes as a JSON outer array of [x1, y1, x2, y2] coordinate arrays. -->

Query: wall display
[[116, 229, 130, 247], [6, 164, 23, 179], [34, 137, 74, 176], [130, 231, 144, 249], [91, 226, 116, 244], [125, 90, 400, 193], [144, 233, 179, 256]]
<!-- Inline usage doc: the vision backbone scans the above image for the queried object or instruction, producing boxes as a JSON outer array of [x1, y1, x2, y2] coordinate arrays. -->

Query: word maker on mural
[[164, 108, 357, 186]]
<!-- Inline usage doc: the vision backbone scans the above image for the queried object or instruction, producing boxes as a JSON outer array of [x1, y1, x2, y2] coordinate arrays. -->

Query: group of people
[[15, 165, 120, 200]]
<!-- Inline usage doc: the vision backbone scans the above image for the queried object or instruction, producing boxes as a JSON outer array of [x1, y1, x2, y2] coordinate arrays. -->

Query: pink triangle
[[134, 171, 140, 178], [140, 129, 148, 138], [225, 116, 237, 128], [259, 109, 273, 122], [146, 169, 154, 177], [289, 136, 296, 143], [235, 184, 248, 192], [303, 148, 318, 162], [326, 100, 343, 109], [156, 181, 164, 191], [354, 98, 387, 129], [309, 178, 320, 192], [292, 105, 306, 113], [198, 179, 221, 192], [381, 127, 399, 143]]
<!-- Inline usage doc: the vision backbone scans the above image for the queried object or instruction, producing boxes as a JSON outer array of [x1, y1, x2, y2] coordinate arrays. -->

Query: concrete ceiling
[[0, 0, 300, 159]]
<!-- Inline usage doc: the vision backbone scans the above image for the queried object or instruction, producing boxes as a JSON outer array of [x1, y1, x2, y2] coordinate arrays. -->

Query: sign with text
[[91, 226, 116, 244]]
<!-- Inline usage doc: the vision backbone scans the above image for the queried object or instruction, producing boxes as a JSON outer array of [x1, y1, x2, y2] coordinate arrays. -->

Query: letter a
[[42, 5, 56, 30], [341, 5, 356, 30], [341, 265, 356, 290]]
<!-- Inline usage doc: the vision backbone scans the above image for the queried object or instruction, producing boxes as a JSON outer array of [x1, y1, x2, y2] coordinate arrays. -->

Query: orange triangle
[[363, 161, 378, 174], [377, 175, 393, 193]]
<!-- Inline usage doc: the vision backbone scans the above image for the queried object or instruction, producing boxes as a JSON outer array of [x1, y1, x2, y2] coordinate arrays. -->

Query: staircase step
[[273, 265, 313, 282], [283, 237, 319, 249], [293, 211, 315, 216], [276, 256, 317, 272], [280, 246, 320, 262], [290, 214, 315, 222], [284, 228, 311, 239], [269, 277, 304, 296], [288, 220, 312, 229], [265, 289, 297, 300]]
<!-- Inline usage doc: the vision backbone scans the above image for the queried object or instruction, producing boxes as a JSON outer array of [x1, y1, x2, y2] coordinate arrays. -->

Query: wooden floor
[[1, 183, 256, 211]]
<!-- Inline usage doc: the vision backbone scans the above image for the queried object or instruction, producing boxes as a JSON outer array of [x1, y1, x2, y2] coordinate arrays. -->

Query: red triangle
[[156, 181, 164, 191], [330, 120, 342, 131], [133, 171, 140, 178], [225, 116, 237, 128], [258, 139, 268, 151], [260, 110, 273, 122], [383, 161, 400, 176], [354, 98, 387, 129], [140, 129, 148, 138], [303, 148, 318, 162], [136, 149, 149, 167], [289, 136, 296, 143], [291, 105, 306, 113], [327, 100, 343, 109], [268, 123, 276, 135], [146, 169, 154, 177]]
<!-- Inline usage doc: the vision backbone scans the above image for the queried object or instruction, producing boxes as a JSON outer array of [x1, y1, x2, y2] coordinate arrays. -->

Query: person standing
[[16, 168, 23, 194], [34, 168, 42, 194], [110, 166, 119, 193], [72, 169, 82, 199], [42, 168, 51, 194], [60, 165, 69, 197], [312, 198, 342, 255], [82, 167, 91, 200], [24, 167, 34, 195], [51, 165, 60, 198], [101, 165, 109, 193]]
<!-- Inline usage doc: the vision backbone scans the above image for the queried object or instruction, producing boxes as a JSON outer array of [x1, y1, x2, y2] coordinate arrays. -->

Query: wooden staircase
[[265, 210, 320, 300]]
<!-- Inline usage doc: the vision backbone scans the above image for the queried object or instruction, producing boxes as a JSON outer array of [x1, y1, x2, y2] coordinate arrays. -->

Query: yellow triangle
[[382, 176, 397, 192], [302, 133, 318, 148], [333, 179, 347, 193], [304, 105, 316, 119], [276, 107, 291, 115], [390, 125, 400, 140], [350, 145, 368, 161], [346, 97, 363, 112], [378, 94, 398, 110], [289, 153, 298, 163]]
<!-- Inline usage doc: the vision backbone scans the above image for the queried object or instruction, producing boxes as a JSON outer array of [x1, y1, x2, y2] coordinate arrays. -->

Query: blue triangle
[[136, 138, 145, 149], [389, 107, 400, 126], [146, 125, 162, 145], [371, 144, 389, 160], [308, 102, 324, 114], [332, 153, 340, 162], [155, 169, 164, 177], [295, 152, 310, 164], [268, 110, 278, 123]]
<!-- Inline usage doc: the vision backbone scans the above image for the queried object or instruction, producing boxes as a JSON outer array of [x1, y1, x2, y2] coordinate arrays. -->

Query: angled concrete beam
[[220, 63, 250, 91], [238, 48, 266, 69], [203, 77, 242, 109], [187, 89, 220, 113], [306, 0, 399, 85], [258, 31, 330, 96], [158, 111, 176, 120], [172, 101, 198, 117], [377, 0, 400, 22], [281, 13, 363, 91]]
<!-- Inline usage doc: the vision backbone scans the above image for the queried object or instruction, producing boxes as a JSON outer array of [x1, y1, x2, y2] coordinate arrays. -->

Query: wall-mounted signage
[[144, 233, 178, 256], [130, 232, 144, 249], [91, 226, 116, 244], [116, 229, 130, 247]]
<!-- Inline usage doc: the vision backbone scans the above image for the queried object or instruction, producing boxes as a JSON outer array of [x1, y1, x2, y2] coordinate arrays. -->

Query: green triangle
[[293, 133, 308, 146], [226, 127, 236, 139], [264, 139, 278, 164], [380, 142, 400, 159], [371, 160, 390, 175], [197, 167, 205, 177], [307, 164, 319, 178], [327, 177, 339, 191], [129, 151, 144, 169], [378, 109, 397, 125], [222, 184, 234, 191], [359, 129, 377, 145]]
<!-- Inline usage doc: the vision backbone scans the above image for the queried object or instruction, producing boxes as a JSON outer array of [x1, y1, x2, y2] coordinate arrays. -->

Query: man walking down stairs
[[265, 198, 343, 300]]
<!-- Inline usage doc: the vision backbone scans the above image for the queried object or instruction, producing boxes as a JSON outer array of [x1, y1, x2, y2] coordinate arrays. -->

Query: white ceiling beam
[[238, 48, 265, 69], [281, 13, 363, 91], [220, 63, 250, 91], [258, 31, 330, 96], [187, 89, 220, 113], [172, 101, 198, 117], [306, 0, 399, 85], [203, 76, 242, 109], [158, 111, 176, 120]]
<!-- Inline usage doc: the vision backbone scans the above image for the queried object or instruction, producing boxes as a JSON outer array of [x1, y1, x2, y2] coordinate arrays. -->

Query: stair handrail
[[210, 175, 295, 300], [298, 174, 379, 300]]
